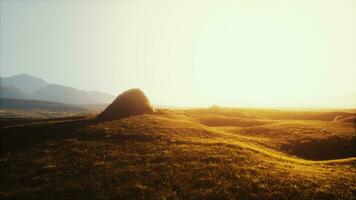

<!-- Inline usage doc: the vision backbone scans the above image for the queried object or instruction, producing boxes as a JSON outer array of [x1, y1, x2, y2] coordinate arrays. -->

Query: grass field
[[0, 107, 355, 199]]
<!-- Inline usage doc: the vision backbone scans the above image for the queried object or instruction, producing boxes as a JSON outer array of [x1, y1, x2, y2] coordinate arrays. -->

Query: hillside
[[0, 74, 115, 105], [0, 98, 89, 113], [32, 84, 114, 105], [0, 85, 32, 100], [1, 74, 49, 93], [0, 108, 355, 199]]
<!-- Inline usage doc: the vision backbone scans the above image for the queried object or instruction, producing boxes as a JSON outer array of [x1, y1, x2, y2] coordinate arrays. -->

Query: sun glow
[[1, 0, 355, 108], [192, 12, 306, 107]]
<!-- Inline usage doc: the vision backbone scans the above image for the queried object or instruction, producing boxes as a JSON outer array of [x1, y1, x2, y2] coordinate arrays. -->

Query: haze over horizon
[[1, 0, 355, 108]]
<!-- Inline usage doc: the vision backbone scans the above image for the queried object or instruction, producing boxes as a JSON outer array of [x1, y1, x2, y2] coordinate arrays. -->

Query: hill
[[0, 108, 355, 199], [0, 85, 32, 100], [99, 88, 154, 120], [0, 98, 89, 113], [0, 74, 115, 105], [31, 84, 114, 105], [1, 74, 49, 93]]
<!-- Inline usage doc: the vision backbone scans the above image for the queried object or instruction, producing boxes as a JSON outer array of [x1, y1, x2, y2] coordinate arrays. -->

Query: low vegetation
[[0, 108, 355, 199]]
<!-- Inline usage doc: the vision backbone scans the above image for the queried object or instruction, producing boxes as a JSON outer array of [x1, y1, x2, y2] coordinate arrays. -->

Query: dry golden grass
[[0, 108, 355, 199]]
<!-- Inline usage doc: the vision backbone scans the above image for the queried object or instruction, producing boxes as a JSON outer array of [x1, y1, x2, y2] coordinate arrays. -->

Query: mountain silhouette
[[0, 84, 32, 100], [32, 84, 114, 105], [1, 74, 49, 93], [0, 74, 115, 105]]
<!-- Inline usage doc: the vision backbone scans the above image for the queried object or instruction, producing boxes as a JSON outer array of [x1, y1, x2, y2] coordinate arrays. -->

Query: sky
[[1, 0, 355, 108]]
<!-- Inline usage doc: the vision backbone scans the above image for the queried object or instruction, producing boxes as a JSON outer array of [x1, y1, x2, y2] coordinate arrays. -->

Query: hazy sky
[[1, 0, 355, 108]]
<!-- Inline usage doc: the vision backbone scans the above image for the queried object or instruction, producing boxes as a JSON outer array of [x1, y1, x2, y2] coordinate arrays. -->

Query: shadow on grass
[[0, 116, 161, 154], [281, 135, 356, 160], [0, 118, 89, 154]]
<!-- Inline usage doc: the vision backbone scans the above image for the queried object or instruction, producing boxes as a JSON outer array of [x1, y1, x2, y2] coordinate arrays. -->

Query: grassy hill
[[0, 108, 355, 199]]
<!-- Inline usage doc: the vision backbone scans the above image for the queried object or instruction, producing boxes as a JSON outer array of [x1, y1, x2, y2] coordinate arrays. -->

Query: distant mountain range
[[1, 74, 49, 93], [0, 98, 89, 113], [0, 74, 115, 105]]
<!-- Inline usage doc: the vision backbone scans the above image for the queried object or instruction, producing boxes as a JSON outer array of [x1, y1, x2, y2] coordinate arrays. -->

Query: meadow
[[0, 107, 355, 199]]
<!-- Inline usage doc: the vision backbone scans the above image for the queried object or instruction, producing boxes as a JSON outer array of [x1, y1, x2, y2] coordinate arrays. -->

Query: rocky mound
[[98, 89, 154, 120]]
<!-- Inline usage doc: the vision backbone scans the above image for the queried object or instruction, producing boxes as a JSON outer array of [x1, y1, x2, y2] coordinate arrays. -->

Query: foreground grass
[[0, 109, 355, 199]]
